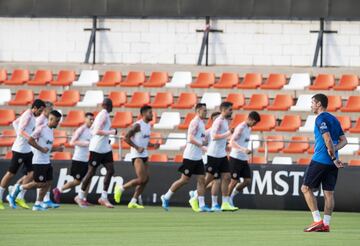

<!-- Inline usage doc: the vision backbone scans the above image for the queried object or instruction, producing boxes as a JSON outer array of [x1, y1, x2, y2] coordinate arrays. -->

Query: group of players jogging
[[0, 93, 347, 232]]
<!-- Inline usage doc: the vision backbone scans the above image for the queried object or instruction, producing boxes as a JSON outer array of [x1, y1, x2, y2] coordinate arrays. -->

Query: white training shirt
[[71, 124, 92, 162], [12, 109, 36, 153], [130, 119, 151, 159], [36, 113, 48, 127], [183, 116, 206, 161], [89, 109, 112, 153], [207, 115, 229, 158], [230, 122, 251, 161], [31, 124, 54, 164]]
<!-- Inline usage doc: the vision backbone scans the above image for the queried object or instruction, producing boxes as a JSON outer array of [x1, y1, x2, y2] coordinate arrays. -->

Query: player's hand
[[137, 147, 145, 153], [230, 128, 234, 134], [245, 149, 252, 155], [153, 143, 160, 149], [111, 128, 118, 135], [57, 145, 65, 152], [334, 159, 344, 168], [42, 147, 49, 153]]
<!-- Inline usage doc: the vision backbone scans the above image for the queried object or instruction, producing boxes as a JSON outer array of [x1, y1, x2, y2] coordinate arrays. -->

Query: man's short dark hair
[[210, 112, 221, 120], [31, 99, 46, 109], [85, 112, 94, 118], [50, 110, 62, 119], [248, 111, 261, 123], [312, 93, 328, 108], [220, 101, 233, 111], [195, 103, 206, 111], [140, 105, 152, 115]]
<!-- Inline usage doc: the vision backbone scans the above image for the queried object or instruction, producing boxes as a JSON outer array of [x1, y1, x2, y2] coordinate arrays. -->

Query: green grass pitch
[[1, 205, 359, 246]]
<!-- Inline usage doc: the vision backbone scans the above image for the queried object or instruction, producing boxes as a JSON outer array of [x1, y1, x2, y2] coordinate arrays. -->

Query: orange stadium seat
[[205, 118, 214, 129], [148, 132, 163, 150], [125, 92, 150, 108], [4, 151, 13, 160], [53, 130, 68, 147], [230, 114, 246, 129], [309, 74, 335, 90], [283, 136, 310, 153], [190, 72, 215, 88], [143, 72, 169, 87], [172, 92, 197, 109], [0, 69, 7, 83], [225, 93, 245, 110], [96, 71, 122, 87], [4, 69, 29, 85], [112, 111, 133, 128], [341, 96, 360, 112], [349, 117, 360, 133], [267, 94, 293, 111], [178, 113, 196, 130], [113, 152, 120, 161], [307, 145, 314, 154], [55, 90, 80, 107], [213, 72, 239, 89], [8, 89, 34, 106], [333, 74, 358, 91], [109, 91, 127, 107], [38, 90, 57, 103], [250, 156, 267, 164], [0, 129, 16, 147], [61, 110, 85, 127], [50, 70, 76, 86], [260, 73, 286, 89], [337, 116, 351, 132], [238, 73, 262, 89], [112, 132, 130, 150], [27, 70, 52, 86], [275, 115, 302, 132], [0, 109, 16, 126], [258, 136, 284, 153], [297, 158, 311, 165], [149, 154, 168, 163], [252, 114, 276, 131], [243, 94, 268, 110], [327, 95, 342, 112], [136, 111, 157, 126], [52, 152, 72, 160], [120, 71, 145, 87], [150, 92, 173, 108], [348, 160, 360, 166], [174, 155, 183, 163]]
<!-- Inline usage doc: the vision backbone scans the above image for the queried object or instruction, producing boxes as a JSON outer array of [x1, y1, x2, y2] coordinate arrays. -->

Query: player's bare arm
[[28, 137, 48, 153], [125, 123, 143, 152]]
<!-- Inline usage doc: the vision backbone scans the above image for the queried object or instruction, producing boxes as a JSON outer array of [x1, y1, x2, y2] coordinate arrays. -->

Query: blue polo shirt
[[312, 112, 344, 165]]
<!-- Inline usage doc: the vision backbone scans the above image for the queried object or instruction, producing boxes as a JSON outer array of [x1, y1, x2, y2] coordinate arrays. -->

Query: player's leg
[[98, 152, 115, 208], [195, 174, 211, 212], [210, 179, 221, 211], [161, 174, 190, 211], [76, 164, 96, 207], [128, 160, 149, 208], [14, 171, 33, 209], [229, 160, 252, 207]]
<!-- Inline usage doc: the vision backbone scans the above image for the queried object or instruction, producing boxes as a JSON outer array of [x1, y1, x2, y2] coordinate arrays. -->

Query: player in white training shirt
[[161, 103, 209, 212], [78, 98, 117, 208], [0, 99, 45, 210], [52, 112, 94, 206], [228, 111, 260, 207], [114, 105, 159, 208], [11, 110, 62, 211]]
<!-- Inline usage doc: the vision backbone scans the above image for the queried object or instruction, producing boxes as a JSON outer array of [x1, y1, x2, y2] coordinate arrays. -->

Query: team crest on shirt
[[39, 175, 44, 181], [143, 134, 150, 138], [201, 134, 205, 138], [91, 161, 97, 166], [320, 122, 327, 130], [18, 158, 23, 164], [46, 140, 53, 145]]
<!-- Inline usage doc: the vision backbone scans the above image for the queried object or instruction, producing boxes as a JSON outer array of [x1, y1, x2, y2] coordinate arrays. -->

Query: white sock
[[130, 198, 137, 204], [0, 186, 5, 199], [17, 190, 27, 200], [78, 190, 86, 200], [101, 191, 108, 200], [211, 196, 218, 207], [222, 196, 229, 203], [312, 210, 322, 222], [231, 189, 239, 199], [323, 215, 331, 226], [198, 196, 205, 208], [44, 192, 50, 202], [194, 190, 198, 198], [120, 185, 125, 192], [35, 201, 41, 206], [164, 189, 174, 200]]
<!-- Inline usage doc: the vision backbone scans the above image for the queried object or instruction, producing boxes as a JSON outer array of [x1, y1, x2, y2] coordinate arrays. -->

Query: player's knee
[[244, 178, 251, 186], [301, 185, 310, 194], [139, 176, 148, 185], [36, 182, 47, 188], [222, 173, 231, 182], [106, 167, 115, 176]]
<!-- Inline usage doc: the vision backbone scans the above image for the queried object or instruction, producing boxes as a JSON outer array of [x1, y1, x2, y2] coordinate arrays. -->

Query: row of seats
[[1, 88, 360, 112], [1, 69, 360, 91]]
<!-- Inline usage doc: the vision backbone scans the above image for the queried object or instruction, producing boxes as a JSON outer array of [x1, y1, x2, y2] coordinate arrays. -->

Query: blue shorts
[[303, 160, 338, 191]]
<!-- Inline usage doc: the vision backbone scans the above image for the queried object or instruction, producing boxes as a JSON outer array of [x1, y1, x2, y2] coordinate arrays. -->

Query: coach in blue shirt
[[302, 93, 347, 233]]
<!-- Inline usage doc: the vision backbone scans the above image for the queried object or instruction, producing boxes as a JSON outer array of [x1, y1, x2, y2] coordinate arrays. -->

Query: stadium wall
[[1, 18, 360, 66], [0, 160, 359, 212]]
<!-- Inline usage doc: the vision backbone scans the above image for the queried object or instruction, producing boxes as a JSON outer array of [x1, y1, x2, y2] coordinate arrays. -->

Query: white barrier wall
[[0, 17, 359, 66]]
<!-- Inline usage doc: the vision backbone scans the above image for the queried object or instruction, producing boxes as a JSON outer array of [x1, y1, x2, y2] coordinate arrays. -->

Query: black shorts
[[89, 151, 113, 167], [205, 156, 230, 179], [33, 164, 53, 183], [70, 160, 88, 181], [8, 151, 33, 174], [303, 160, 338, 191], [229, 157, 251, 180], [178, 159, 205, 177], [132, 157, 148, 165]]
